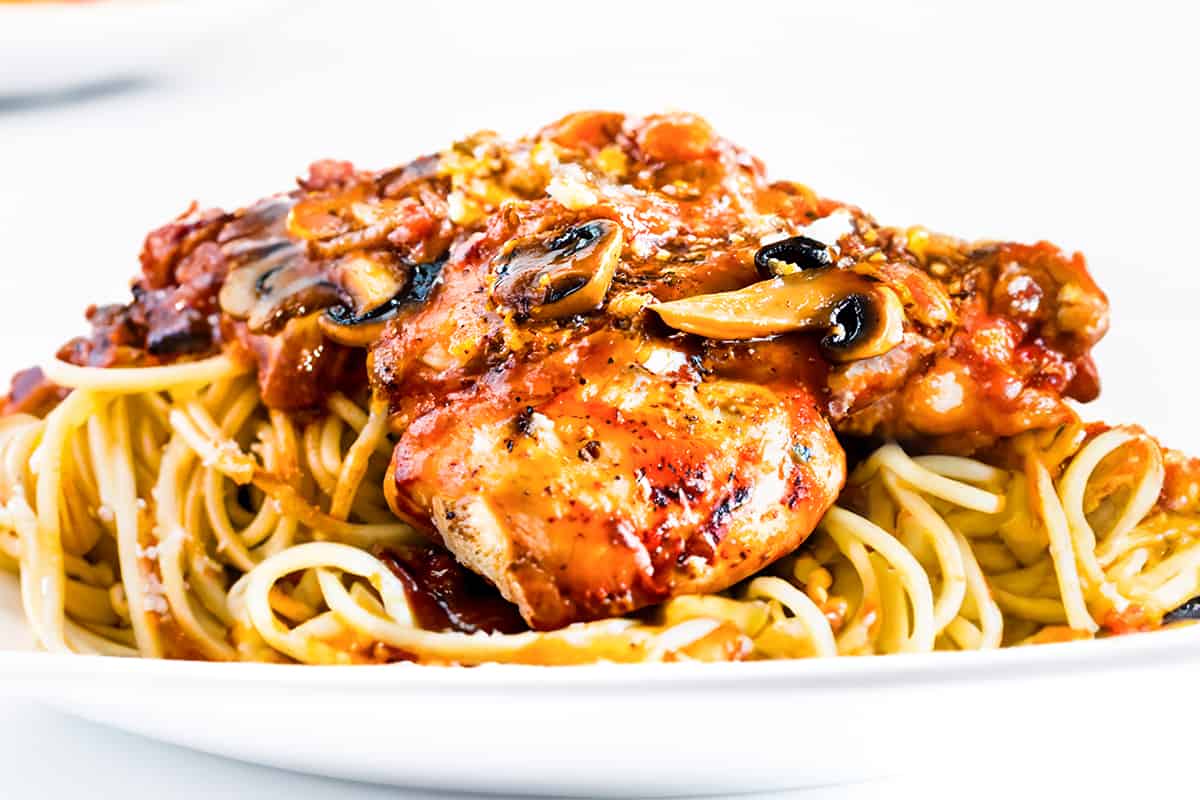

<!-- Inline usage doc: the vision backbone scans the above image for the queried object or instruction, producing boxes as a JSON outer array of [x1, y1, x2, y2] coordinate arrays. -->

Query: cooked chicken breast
[[817, 219, 1109, 451], [386, 330, 843, 630]]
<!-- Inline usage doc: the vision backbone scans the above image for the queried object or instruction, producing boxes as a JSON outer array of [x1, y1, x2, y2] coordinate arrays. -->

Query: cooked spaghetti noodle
[[1, 355, 1195, 664]]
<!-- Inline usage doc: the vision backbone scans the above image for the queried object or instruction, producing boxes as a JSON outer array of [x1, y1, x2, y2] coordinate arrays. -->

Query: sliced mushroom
[[821, 291, 905, 361], [754, 235, 832, 279], [650, 268, 905, 362], [332, 252, 407, 316], [319, 301, 399, 347], [218, 240, 342, 335], [311, 252, 408, 346], [491, 219, 623, 319], [319, 256, 446, 347]]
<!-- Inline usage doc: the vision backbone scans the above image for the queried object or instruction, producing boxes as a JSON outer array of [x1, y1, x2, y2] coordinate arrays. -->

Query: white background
[[0, 0, 1197, 797]]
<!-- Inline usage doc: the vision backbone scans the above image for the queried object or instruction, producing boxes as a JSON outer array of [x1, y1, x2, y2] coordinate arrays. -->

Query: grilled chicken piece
[[41, 110, 1112, 627], [814, 216, 1108, 451], [385, 330, 843, 630], [367, 115, 858, 626]]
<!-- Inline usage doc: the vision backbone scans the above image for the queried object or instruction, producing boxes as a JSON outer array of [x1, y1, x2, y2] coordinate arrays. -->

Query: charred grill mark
[[692, 483, 752, 560], [638, 456, 713, 510], [786, 467, 811, 509], [650, 486, 675, 508], [649, 471, 710, 508], [513, 405, 536, 437], [596, 518, 670, 606]]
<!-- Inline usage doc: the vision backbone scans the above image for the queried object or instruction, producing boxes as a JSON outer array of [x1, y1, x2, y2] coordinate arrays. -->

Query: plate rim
[[3, 624, 1197, 693]]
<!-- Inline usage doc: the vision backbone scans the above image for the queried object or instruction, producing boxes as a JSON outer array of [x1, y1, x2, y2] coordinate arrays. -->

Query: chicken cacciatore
[[16, 111, 1111, 629]]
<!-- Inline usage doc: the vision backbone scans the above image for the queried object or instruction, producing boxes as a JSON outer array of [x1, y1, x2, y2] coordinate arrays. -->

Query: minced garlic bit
[[546, 165, 599, 210], [446, 190, 483, 225], [606, 291, 654, 319], [640, 347, 689, 375], [905, 225, 931, 259], [766, 257, 803, 276], [795, 208, 855, 250], [594, 144, 629, 178]]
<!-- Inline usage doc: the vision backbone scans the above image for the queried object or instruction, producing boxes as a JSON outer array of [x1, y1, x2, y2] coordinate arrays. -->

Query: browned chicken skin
[[32, 111, 1111, 628], [386, 330, 842, 629]]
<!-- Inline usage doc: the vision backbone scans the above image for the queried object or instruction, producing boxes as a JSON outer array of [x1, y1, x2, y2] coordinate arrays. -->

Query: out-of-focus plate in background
[[0, 0, 287, 97]]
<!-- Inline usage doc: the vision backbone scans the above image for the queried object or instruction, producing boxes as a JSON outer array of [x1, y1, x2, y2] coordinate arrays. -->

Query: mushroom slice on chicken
[[650, 265, 905, 362]]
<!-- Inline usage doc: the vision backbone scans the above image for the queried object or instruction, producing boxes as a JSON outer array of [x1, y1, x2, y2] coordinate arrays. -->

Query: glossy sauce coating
[[375, 546, 526, 634], [386, 329, 843, 629]]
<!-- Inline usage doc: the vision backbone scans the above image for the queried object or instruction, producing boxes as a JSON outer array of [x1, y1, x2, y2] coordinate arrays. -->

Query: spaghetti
[[1, 354, 1195, 664]]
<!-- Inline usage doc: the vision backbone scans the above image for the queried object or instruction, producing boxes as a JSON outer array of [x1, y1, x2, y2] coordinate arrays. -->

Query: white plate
[[0, 0, 288, 98], [2, 572, 1198, 796]]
